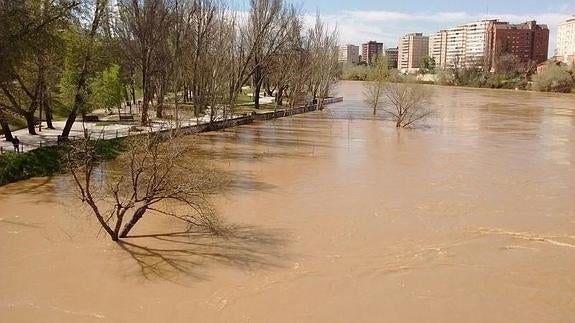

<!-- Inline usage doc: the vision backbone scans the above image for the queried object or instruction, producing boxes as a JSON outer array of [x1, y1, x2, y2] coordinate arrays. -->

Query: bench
[[83, 115, 100, 122], [119, 113, 135, 121]]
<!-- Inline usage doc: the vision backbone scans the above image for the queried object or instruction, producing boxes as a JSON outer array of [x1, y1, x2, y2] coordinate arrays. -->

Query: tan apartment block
[[398, 33, 429, 73]]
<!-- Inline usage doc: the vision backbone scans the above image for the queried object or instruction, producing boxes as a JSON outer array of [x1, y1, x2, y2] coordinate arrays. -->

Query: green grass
[[134, 87, 144, 100], [0, 138, 125, 186], [236, 93, 254, 104]]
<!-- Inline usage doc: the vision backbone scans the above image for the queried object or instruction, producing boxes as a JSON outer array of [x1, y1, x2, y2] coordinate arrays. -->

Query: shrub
[[532, 64, 575, 93], [0, 146, 64, 186], [0, 138, 125, 186], [435, 68, 454, 85], [341, 65, 372, 81]]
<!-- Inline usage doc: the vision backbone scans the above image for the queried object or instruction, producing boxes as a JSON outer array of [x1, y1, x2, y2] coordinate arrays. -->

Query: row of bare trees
[[0, 0, 340, 140]]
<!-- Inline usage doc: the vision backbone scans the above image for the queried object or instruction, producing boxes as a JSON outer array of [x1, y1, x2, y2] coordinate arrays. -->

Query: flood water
[[1, 81, 574, 322]]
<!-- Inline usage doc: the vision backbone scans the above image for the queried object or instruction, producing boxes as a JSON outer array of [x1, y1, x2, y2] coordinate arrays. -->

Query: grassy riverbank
[[340, 63, 575, 93], [0, 139, 124, 186]]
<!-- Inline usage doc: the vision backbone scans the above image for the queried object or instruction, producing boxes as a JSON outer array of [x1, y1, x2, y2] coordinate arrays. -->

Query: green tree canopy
[[90, 64, 125, 113]]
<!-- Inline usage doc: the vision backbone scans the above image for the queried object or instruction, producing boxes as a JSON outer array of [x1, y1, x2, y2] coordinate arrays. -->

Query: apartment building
[[429, 31, 448, 68], [398, 33, 429, 73], [338, 44, 360, 65], [429, 20, 492, 69], [556, 17, 575, 65], [485, 20, 549, 72], [385, 47, 399, 69], [361, 41, 384, 65]]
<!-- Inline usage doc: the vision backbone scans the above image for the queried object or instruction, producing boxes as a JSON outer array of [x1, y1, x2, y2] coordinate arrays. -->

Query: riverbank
[[340, 79, 575, 97], [0, 98, 343, 186], [0, 139, 124, 186]]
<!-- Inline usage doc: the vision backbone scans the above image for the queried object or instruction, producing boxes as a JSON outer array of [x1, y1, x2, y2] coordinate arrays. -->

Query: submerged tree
[[382, 83, 433, 128], [363, 55, 390, 116], [67, 133, 224, 241]]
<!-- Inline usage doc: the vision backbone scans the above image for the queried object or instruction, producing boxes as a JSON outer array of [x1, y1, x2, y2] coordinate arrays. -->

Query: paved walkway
[[0, 96, 286, 154], [0, 114, 224, 153]]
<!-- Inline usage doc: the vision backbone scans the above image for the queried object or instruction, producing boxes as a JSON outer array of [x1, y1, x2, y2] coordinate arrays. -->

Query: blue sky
[[299, 0, 575, 55]]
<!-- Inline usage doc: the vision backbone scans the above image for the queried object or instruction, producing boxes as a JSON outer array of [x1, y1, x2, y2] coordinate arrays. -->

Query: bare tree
[[382, 83, 433, 128], [229, 0, 295, 110], [67, 133, 224, 241], [363, 55, 390, 115], [306, 13, 339, 109], [363, 82, 384, 116], [204, 9, 236, 122], [270, 16, 308, 109], [115, 0, 173, 126]]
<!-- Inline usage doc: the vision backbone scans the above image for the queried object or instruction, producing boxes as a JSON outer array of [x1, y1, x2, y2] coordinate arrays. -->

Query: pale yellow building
[[398, 33, 429, 73]]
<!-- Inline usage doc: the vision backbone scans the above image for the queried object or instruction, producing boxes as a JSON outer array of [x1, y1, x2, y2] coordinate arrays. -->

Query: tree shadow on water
[[117, 224, 291, 284]]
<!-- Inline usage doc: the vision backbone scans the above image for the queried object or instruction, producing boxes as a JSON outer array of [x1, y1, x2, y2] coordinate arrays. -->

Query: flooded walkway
[[1, 82, 574, 322]]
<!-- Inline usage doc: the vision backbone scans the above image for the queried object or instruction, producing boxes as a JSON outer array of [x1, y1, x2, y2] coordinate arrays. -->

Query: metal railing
[[0, 97, 344, 155]]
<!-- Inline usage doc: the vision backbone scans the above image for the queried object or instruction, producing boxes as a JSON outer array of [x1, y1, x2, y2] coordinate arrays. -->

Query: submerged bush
[[532, 64, 575, 93]]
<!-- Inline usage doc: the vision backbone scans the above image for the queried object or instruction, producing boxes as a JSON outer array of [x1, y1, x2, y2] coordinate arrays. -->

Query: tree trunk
[[123, 84, 130, 104], [275, 87, 284, 106], [45, 103, 54, 129], [254, 82, 261, 109], [317, 98, 324, 111], [141, 66, 149, 125], [25, 113, 37, 135], [265, 81, 274, 96], [0, 113, 13, 142], [156, 81, 164, 119], [61, 0, 106, 138], [44, 89, 54, 129], [253, 62, 262, 110], [61, 109, 77, 138], [120, 207, 147, 238], [130, 82, 136, 105], [183, 84, 189, 102]]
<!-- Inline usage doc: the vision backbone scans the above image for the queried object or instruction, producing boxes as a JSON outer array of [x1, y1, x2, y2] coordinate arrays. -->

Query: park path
[[0, 96, 340, 154], [0, 114, 225, 153]]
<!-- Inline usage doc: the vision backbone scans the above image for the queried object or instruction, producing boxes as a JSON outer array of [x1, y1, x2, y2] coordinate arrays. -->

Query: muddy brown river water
[[1, 81, 574, 322]]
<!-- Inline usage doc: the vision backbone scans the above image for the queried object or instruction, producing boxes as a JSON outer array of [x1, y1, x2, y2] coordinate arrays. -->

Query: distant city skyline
[[298, 1, 575, 56]]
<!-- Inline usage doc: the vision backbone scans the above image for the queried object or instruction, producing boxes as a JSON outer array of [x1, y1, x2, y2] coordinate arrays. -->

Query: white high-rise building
[[556, 17, 575, 65], [429, 31, 447, 68], [338, 45, 360, 65], [444, 25, 465, 68], [463, 20, 491, 66], [429, 20, 493, 69]]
